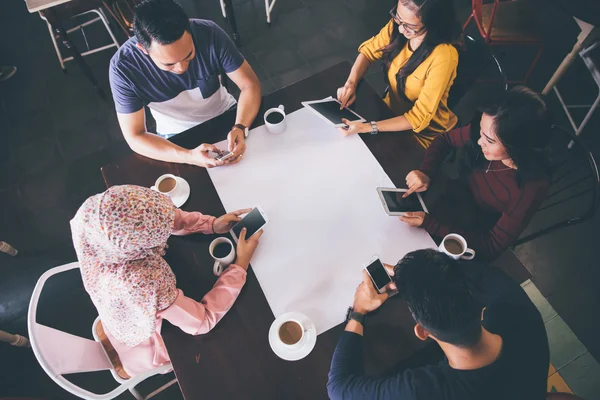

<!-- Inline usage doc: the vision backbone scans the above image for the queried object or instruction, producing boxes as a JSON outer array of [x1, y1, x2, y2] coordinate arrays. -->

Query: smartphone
[[215, 151, 234, 162], [376, 187, 428, 216], [230, 206, 269, 242], [363, 255, 392, 294]]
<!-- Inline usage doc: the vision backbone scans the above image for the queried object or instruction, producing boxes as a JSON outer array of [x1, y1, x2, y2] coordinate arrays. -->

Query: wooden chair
[[514, 125, 600, 246], [463, 0, 544, 84]]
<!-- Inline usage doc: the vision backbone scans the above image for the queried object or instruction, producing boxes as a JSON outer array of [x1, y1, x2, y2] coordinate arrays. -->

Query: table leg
[[223, 0, 241, 46], [43, 8, 106, 98], [542, 18, 594, 95]]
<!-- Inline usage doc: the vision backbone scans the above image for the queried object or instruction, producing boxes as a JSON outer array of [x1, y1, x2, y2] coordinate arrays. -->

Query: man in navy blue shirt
[[328, 250, 549, 400], [109, 0, 261, 168]]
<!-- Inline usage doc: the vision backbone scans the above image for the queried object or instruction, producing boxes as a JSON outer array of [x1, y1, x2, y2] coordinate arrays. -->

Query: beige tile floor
[[522, 280, 600, 398]]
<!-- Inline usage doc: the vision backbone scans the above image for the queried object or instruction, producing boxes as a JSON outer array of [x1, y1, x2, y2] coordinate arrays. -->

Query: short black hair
[[393, 249, 483, 347], [133, 0, 191, 49]]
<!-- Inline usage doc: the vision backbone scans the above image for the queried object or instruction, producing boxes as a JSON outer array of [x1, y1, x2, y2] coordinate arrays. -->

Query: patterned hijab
[[70, 185, 178, 346]]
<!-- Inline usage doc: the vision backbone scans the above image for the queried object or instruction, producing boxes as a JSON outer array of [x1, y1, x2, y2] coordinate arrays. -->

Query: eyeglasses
[[389, 6, 426, 35]]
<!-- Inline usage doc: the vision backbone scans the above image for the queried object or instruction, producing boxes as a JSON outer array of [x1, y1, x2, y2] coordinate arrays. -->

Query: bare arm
[[228, 60, 261, 130], [222, 60, 262, 161], [117, 109, 223, 168], [337, 54, 372, 108]]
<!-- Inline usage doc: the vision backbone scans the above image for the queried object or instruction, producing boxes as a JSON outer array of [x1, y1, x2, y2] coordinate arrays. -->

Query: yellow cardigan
[[359, 20, 459, 148]]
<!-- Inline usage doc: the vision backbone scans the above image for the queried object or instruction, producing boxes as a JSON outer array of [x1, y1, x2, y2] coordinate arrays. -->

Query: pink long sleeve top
[[104, 210, 247, 376]]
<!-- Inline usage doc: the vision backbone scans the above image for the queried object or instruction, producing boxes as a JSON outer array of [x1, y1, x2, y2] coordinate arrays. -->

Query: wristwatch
[[345, 307, 367, 325], [233, 123, 249, 138], [370, 121, 379, 135]]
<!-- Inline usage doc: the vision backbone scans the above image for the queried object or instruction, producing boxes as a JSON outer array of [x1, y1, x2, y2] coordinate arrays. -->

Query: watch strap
[[234, 123, 249, 138], [346, 307, 367, 325], [370, 121, 378, 135]]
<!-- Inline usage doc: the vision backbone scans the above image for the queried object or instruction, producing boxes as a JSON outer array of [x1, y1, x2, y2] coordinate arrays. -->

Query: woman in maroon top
[[400, 86, 550, 260]]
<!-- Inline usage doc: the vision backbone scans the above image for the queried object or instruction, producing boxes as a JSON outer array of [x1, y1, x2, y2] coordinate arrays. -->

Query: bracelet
[[211, 218, 217, 234]]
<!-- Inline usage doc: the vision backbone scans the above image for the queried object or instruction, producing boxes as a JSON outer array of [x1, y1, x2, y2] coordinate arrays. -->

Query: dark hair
[[133, 0, 191, 49], [380, 0, 462, 98], [460, 86, 550, 184], [393, 249, 483, 347]]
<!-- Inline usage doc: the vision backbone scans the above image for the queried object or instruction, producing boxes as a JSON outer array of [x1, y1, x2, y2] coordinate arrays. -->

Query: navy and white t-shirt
[[109, 19, 244, 136]]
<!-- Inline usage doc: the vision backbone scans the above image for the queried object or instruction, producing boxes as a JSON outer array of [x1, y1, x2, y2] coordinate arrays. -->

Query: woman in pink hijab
[[70, 185, 262, 376]]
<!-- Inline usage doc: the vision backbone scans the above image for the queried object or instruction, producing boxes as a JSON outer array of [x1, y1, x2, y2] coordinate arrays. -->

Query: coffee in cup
[[439, 234, 475, 260], [278, 320, 303, 346], [276, 318, 306, 349], [264, 105, 286, 134], [209, 237, 236, 276], [152, 174, 180, 197]]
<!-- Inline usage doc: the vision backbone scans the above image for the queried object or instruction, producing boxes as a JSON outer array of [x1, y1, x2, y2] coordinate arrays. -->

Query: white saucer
[[169, 177, 190, 208], [268, 312, 317, 361]]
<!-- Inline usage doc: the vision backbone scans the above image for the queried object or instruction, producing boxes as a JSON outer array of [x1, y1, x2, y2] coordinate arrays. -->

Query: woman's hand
[[212, 208, 252, 234], [399, 212, 426, 227], [235, 228, 263, 270], [404, 170, 431, 197], [337, 81, 357, 108], [338, 118, 369, 136]]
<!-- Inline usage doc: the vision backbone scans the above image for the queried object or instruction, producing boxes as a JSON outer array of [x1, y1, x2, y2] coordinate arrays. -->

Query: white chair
[[40, 8, 120, 71], [553, 41, 600, 148], [220, 0, 277, 24], [28, 262, 177, 400]]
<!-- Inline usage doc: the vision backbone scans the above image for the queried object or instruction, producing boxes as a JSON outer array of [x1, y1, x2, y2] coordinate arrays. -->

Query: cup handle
[[278, 104, 285, 112], [151, 186, 157, 191], [461, 248, 476, 260], [213, 260, 224, 276]]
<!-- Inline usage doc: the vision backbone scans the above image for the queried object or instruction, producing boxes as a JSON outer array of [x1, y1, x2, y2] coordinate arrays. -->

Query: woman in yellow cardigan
[[338, 0, 462, 148]]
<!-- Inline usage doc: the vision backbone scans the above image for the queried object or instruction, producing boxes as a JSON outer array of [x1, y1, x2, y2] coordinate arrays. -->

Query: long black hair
[[380, 0, 462, 99], [460, 86, 550, 185]]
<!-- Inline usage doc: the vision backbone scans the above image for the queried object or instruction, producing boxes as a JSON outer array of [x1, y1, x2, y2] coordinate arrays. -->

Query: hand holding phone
[[215, 150, 234, 162], [363, 256, 393, 294], [230, 206, 269, 242]]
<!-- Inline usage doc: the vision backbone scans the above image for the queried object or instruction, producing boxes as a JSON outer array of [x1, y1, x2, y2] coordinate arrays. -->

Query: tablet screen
[[232, 208, 266, 239], [306, 100, 363, 125], [382, 191, 424, 212]]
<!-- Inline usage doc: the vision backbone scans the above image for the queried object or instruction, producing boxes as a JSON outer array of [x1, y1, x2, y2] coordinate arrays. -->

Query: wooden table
[[101, 62, 531, 399]]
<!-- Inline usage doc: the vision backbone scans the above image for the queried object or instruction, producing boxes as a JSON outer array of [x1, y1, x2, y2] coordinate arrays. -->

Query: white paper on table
[[208, 108, 436, 335]]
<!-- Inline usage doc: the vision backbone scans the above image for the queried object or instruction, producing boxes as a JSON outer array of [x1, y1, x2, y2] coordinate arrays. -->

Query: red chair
[[463, 0, 544, 84]]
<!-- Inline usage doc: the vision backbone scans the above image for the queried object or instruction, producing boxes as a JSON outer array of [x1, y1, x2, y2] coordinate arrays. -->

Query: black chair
[[447, 34, 507, 110], [381, 35, 507, 110], [514, 125, 600, 246]]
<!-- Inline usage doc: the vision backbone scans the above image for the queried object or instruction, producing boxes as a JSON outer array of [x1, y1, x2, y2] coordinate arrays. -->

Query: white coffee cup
[[439, 234, 476, 260], [151, 174, 180, 198], [209, 237, 236, 276], [264, 105, 286, 134], [276, 318, 308, 350]]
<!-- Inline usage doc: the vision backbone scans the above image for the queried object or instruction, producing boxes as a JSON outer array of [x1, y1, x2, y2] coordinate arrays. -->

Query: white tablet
[[230, 206, 269, 242], [301, 98, 366, 127], [376, 187, 428, 216]]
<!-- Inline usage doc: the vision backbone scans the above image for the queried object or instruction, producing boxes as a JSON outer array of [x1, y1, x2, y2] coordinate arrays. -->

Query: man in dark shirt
[[327, 249, 549, 400]]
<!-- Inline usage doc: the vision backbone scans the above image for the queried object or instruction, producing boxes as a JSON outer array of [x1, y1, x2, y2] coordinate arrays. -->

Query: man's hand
[[404, 170, 431, 198], [399, 212, 426, 227], [226, 127, 247, 165], [187, 143, 225, 168], [352, 270, 393, 314], [235, 228, 263, 270], [212, 208, 253, 234], [338, 119, 369, 136]]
